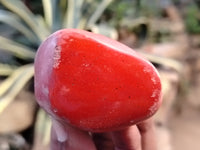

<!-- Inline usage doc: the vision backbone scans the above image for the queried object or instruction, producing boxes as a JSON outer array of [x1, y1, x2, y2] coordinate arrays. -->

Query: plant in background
[[0, 0, 115, 115], [185, 3, 200, 34], [0, 0, 179, 115], [0, 0, 182, 148], [0, 0, 115, 147]]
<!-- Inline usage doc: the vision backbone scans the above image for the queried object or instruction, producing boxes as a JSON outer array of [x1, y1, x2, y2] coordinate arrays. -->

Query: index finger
[[111, 125, 142, 150], [137, 119, 157, 150], [110, 118, 157, 150]]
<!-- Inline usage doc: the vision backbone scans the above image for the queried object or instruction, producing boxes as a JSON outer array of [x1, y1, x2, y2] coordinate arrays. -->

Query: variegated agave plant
[[0, 0, 182, 115], [0, 0, 117, 115], [0, 0, 116, 147]]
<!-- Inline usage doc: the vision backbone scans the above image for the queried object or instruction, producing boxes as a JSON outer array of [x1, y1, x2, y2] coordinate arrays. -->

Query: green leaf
[[89, 23, 118, 40], [0, 10, 38, 44], [42, 0, 62, 32], [77, 0, 98, 29], [0, 0, 50, 41], [42, 0, 53, 30], [34, 109, 51, 146], [0, 63, 16, 76], [138, 51, 183, 72], [63, 0, 84, 28], [0, 64, 34, 114], [87, 0, 113, 28], [0, 36, 35, 60]]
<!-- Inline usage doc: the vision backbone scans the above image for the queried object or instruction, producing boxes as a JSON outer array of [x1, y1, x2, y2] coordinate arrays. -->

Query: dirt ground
[[168, 48, 200, 150], [169, 102, 200, 150]]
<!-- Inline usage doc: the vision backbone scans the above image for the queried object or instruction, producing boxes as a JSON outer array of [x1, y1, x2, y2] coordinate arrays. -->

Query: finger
[[92, 132, 114, 150], [50, 127, 67, 150], [137, 119, 157, 150], [111, 126, 142, 150], [50, 119, 96, 150]]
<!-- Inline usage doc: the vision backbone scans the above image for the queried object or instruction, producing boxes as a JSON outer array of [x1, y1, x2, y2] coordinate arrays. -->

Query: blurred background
[[0, 0, 200, 150]]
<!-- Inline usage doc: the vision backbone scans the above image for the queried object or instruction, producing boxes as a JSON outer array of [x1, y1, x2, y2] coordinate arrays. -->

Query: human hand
[[50, 118, 157, 150]]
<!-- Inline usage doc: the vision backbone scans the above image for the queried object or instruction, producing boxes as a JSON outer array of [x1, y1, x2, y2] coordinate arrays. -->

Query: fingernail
[[52, 118, 68, 142]]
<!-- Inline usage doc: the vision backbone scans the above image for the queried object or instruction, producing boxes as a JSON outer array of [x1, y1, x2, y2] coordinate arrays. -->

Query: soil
[[168, 48, 200, 150], [169, 103, 200, 150]]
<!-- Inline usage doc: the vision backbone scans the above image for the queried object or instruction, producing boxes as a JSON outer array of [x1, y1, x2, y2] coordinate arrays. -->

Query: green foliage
[[0, 64, 34, 114], [0, 0, 114, 116], [185, 4, 200, 34], [105, 0, 135, 26], [137, 0, 162, 17], [106, 0, 162, 27], [0, 0, 117, 146], [0, 1, 184, 146]]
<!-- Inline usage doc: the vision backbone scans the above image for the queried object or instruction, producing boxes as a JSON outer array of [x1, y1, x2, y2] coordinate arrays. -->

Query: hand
[[50, 119, 157, 150]]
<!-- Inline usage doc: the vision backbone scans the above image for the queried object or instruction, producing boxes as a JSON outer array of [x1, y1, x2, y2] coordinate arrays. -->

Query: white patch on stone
[[143, 67, 151, 73], [149, 101, 158, 115], [53, 46, 61, 68], [82, 63, 89, 67], [151, 77, 157, 85], [151, 89, 159, 98], [61, 86, 70, 93], [42, 86, 49, 97], [69, 38, 74, 42]]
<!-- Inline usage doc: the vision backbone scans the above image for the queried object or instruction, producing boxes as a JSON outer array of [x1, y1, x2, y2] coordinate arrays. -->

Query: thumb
[[50, 119, 96, 150]]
